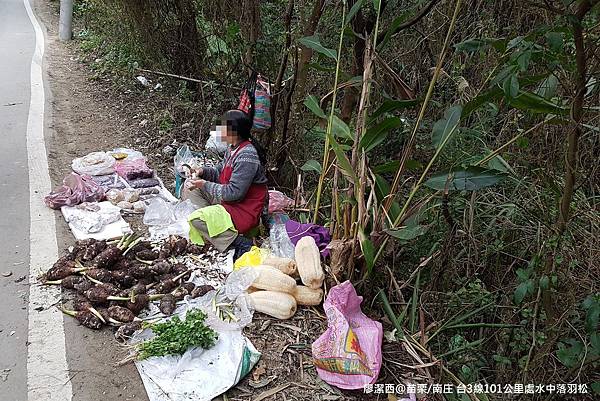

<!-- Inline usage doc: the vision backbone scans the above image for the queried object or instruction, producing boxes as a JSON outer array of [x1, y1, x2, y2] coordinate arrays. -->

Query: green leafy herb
[[137, 310, 218, 360]]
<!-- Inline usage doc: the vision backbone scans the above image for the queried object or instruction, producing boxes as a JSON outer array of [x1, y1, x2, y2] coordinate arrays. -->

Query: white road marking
[[23, 0, 73, 400]]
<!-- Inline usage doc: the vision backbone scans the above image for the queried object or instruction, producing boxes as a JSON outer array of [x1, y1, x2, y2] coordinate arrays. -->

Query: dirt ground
[[35, 1, 405, 400]]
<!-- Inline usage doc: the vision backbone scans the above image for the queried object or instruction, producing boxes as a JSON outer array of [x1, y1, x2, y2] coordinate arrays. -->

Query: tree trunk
[[294, 0, 326, 100], [340, 5, 368, 123], [243, 0, 262, 70], [274, 0, 325, 181], [272, 0, 295, 121]]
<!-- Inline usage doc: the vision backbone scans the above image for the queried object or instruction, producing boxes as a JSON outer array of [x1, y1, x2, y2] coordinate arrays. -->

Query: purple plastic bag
[[44, 173, 105, 209], [285, 219, 331, 257], [312, 281, 383, 390]]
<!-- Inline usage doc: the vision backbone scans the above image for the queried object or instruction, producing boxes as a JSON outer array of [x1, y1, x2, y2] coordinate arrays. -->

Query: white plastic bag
[[174, 199, 197, 220], [174, 144, 198, 173], [64, 202, 121, 233], [72, 152, 116, 176], [132, 300, 260, 401], [144, 199, 198, 239], [143, 198, 174, 226], [205, 129, 228, 156], [269, 223, 295, 259]]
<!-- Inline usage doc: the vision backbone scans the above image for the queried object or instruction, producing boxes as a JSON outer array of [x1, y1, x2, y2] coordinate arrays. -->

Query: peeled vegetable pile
[[41, 233, 218, 332], [248, 236, 325, 320]]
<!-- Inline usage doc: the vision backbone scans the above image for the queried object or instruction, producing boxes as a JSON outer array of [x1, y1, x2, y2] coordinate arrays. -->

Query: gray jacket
[[202, 142, 268, 203]]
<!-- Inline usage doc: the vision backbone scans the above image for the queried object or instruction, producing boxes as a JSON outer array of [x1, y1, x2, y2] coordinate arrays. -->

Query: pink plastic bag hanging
[[312, 281, 383, 390], [44, 173, 105, 209], [268, 190, 294, 213]]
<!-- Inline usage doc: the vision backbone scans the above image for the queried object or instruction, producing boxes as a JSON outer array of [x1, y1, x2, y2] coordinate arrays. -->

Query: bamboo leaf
[[300, 160, 322, 174], [360, 117, 403, 152], [373, 160, 427, 176], [298, 35, 337, 60], [331, 115, 353, 140], [378, 9, 412, 49], [306, 62, 336, 73], [370, 99, 418, 120], [377, 289, 405, 338], [346, 0, 364, 24], [409, 271, 420, 333], [509, 91, 568, 115], [375, 175, 401, 222], [462, 87, 503, 116], [503, 74, 519, 99], [304, 95, 326, 119], [359, 231, 375, 274], [431, 105, 462, 149], [385, 225, 428, 241], [425, 166, 504, 191], [329, 133, 357, 183]]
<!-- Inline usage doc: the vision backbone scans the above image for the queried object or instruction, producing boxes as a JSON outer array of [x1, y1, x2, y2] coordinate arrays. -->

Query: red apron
[[219, 141, 267, 234]]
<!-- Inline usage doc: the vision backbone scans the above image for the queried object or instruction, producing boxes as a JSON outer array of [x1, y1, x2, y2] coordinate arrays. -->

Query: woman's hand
[[185, 179, 206, 190], [182, 164, 203, 179], [192, 167, 203, 179]]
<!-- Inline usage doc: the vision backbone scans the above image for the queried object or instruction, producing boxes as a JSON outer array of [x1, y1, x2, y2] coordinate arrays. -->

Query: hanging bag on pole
[[252, 77, 272, 130], [237, 71, 258, 119]]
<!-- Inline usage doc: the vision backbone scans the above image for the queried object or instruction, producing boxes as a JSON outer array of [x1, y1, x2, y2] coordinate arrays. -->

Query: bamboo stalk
[[312, 3, 347, 223], [370, 0, 464, 270], [380, 0, 463, 223]]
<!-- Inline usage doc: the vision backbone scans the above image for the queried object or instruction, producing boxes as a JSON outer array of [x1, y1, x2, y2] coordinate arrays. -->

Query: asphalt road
[[0, 0, 36, 399], [0, 2, 148, 400]]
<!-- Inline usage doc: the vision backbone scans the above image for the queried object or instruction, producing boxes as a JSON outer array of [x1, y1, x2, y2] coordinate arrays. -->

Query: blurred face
[[212, 123, 234, 146], [218, 120, 238, 145]]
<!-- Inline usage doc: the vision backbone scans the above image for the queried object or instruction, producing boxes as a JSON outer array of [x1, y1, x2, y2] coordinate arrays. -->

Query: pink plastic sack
[[44, 173, 105, 209], [114, 158, 153, 181], [268, 190, 294, 213], [312, 281, 383, 390]]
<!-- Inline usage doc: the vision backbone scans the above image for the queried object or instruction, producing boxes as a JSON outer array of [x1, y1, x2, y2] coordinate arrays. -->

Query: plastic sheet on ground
[[132, 268, 260, 401], [134, 327, 259, 401], [61, 201, 130, 240]]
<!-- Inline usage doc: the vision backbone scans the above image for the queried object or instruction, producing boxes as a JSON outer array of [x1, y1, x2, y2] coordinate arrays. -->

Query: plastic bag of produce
[[128, 178, 160, 188], [144, 199, 197, 240], [268, 223, 295, 259], [132, 296, 260, 401], [143, 198, 175, 226], [233, 246, 269, 270], [72, 151, 116, 176], [312, 281, 383, 390], [174, 144, 196, 173], [105, 189, 124, 205], [115, 158, 153, 181], [44, 173, 105, 209], [267, 190, 294, 214], [65, 202, 120, 233]]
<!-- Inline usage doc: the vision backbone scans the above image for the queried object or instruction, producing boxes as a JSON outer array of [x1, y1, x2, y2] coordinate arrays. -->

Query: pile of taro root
[[40, 233, 217, 339]]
